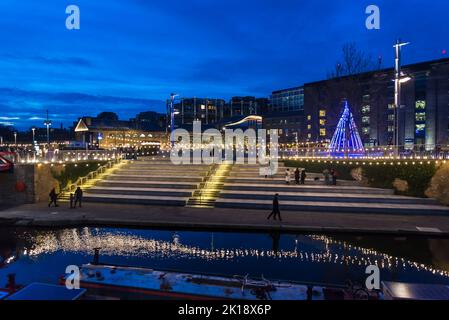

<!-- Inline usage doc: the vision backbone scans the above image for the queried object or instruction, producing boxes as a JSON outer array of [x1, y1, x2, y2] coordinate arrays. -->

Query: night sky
[[1, 0, 448, 130]]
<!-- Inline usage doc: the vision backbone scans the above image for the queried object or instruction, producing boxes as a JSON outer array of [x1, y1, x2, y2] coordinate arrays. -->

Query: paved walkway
[[1, 202, 449, 236]]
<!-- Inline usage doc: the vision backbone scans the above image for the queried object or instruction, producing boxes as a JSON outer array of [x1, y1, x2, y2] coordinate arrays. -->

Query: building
[[263, 87, 305, 142], [170, 98, 226, 129], [227, 96, 269, 117], [271, 86, 304, 112], [74, 112, 166, 149], [301, 58, 449, 150]]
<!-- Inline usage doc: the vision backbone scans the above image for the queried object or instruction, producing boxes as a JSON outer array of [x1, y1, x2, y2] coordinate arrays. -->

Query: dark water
[[1, 227, 449, 288]]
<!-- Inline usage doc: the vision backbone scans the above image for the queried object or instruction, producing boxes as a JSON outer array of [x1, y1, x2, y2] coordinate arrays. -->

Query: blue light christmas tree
[[328, 101, 365, 156]]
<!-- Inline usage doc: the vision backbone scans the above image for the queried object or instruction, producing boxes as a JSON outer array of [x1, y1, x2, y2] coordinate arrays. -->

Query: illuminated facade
[[303, 58, 449, 150]]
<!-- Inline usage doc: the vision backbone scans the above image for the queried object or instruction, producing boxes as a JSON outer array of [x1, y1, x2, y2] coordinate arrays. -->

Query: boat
[[62, 263, 334, 300]]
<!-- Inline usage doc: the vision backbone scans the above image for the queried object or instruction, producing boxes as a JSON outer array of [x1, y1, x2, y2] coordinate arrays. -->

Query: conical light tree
[[328, 101, 365, 156]]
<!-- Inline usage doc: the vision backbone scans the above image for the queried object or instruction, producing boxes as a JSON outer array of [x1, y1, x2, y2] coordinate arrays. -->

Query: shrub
[[51, 161, 108, 190], [426, 163, 449, 205], [283, 160, 437, 198]]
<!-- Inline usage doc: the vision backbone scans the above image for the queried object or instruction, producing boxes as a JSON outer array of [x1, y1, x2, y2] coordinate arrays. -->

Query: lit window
[[362, 105, 371, 114], [319, 128, 326, 136], [415, 124, 425, 132], [307, 115, 312, 121], [388, 126, 395, 132], [307, 133, 312, 139], [388, 104, 395, 110], [307, 125, 312, 130], [362, 116, 370, 124], [201, 105, 206, 110], [319, 119, 326, 126], [415, 113, 426, 122], [319, 110, 326, 117], [388, 114, 395, 121], [362, 127, 370, 135], [416, 101, 426, 110]]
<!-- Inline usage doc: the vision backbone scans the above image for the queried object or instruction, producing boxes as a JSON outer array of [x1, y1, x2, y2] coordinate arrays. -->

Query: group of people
[[284, 168, 307, 185], [323, 168, 338, 186], [48, 187, 83, 209]]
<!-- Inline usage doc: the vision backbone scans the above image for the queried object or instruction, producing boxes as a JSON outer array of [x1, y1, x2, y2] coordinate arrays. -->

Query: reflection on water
[[1, 227, 449, 287]]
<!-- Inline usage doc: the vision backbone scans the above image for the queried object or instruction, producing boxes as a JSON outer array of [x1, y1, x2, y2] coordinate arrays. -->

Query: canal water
[[1, 227, 449, 288]]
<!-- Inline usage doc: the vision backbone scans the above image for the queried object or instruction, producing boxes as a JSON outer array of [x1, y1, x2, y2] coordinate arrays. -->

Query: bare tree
[[328, 42, 374, 78]]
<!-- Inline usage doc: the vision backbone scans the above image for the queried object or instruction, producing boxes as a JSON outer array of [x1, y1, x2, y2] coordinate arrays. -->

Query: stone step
[[218, 190, 438, 205], [124, 165, 210, 171], [225, 177, 358, 186], [214, 198, 449, 215], [83, 193, 188, 206], [222, 183, 394, 195], [117, 170, 208, 176], [107, 174, 204, 182], [87, 186, 194, 197], [97, 180, 199, 189]]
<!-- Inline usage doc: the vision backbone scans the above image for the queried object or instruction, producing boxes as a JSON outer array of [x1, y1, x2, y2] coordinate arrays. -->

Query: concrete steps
[[214, 198, 449, 215], [83, 193, 188, 206], [96, 180, 199, 189]]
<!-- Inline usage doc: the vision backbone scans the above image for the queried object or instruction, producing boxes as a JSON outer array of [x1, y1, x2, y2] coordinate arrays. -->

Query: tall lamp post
[[14, 132, 17, 148], [31, 127, 36, 161], [169, 93, 179, 148], [393, 40, 410, 157], [44, 110, 52, 149]]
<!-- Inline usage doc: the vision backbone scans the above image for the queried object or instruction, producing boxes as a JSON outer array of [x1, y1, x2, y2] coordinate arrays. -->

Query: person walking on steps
[[74, 187, 83, 208], [294, 168, 300, 185], [300, 169, 307, 185], [267, 194, 282, 221], [48, 188, 59, 207], [285, 169, 291, 184]]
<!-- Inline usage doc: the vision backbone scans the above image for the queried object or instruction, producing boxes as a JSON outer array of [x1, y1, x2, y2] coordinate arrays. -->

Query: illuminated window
[[362, 127, 370, 135], [319, 119, 326, 126], [319, 110, 326, 117], [415, 113, 426, 122], [362, 105, 371, 114], [416, 101, 426, 110], [307, 125, 312, 130], [307, 133, 312, 139], [362, 116, 370, 124], [319, 128, 326, 136], [388, 126, 395, 132], [307, 115, 312, 121], [388, 114, 395, 121], [415, 124, 425, 132], [201, 104, 206, 110], [388, 104, 395, 110]]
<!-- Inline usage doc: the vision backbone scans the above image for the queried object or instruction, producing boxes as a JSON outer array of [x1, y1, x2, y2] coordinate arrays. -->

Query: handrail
[[59, 158, 122, 198]]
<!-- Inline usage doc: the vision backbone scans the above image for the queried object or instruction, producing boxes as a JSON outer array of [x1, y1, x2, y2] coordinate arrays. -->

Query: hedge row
[[52, 161, 108, 190], [284, 160, 438, 198]]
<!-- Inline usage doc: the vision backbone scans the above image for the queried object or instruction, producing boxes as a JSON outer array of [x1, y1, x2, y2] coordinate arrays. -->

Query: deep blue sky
[[1, 0, 448, 130]]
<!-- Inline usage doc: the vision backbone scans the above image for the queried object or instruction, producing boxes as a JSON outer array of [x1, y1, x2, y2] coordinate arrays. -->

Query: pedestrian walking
[[331, 169, 338, 186], [69, 193, 74, 209], [48, 188, 59, 207], [267, 194, 282, 221], [285, 169, 291, 184], [300, 169, 307, 185], [323, 169, 330, 185], [74, 187, 83, 208], [294, 168, 300, 185]]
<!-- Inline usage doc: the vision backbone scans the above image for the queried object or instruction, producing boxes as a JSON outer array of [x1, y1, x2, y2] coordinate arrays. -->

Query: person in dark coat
[[74, 187, 83, 208], [48, 188, 58, 207], [294, 168, 300, 185], [331, 169, 338, 186], [267, 194, 282, 221], [69, 193, 74, 209], [300, 169, 307, 185]]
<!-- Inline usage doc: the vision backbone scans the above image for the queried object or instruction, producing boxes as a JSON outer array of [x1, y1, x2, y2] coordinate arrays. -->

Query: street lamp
[[169, 93, 179, 147], [31, 127, 36, 161], [44, 110, 52, 149], [14, 132, 17, 148], [393, 39, 410, 157]]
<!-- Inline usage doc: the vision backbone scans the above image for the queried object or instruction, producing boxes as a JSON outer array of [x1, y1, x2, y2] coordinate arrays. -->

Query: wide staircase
[[83, 156, 212, 206], [214, 162, 449, 215]]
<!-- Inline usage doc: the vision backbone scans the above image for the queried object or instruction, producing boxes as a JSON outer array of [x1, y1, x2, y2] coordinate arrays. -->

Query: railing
[[60, 158, 123, 198]]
